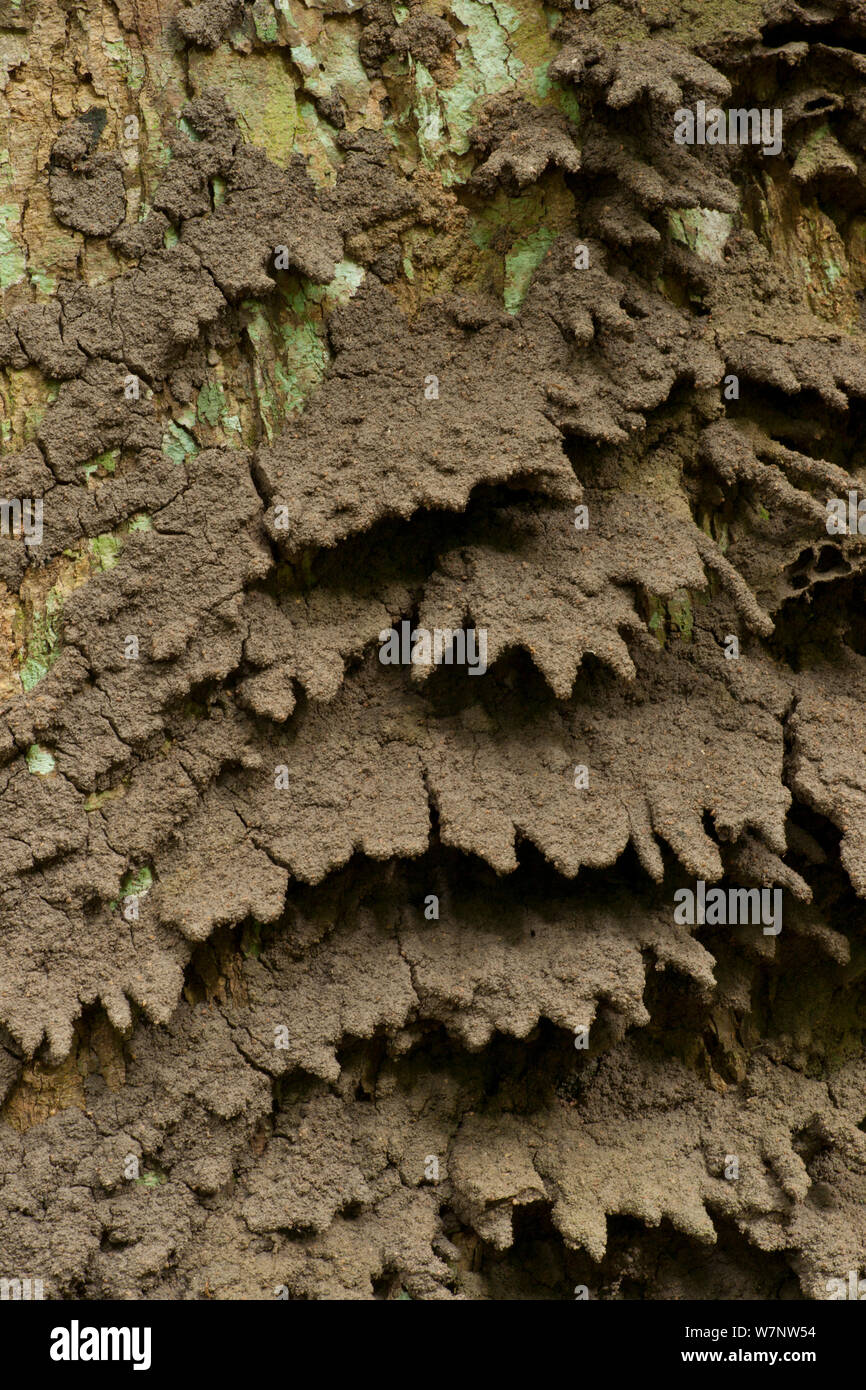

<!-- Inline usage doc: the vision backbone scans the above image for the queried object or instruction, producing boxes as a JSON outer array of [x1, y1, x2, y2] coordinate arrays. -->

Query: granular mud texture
[[2, 0, 866, 1301]]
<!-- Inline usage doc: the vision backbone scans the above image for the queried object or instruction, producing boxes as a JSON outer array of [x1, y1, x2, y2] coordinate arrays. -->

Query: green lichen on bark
[[2, 0, 866, 1309]]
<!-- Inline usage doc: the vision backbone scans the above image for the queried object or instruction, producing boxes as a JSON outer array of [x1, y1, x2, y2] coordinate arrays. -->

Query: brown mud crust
[[2, 0, 866, 1301]]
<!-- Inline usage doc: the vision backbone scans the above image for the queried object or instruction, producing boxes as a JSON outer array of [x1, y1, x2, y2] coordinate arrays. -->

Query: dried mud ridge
[[2, 0, 866, 1299]]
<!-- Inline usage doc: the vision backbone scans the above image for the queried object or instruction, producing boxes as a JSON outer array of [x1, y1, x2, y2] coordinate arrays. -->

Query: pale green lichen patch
[[189, 47, 300, 168], [383, 0, 558, 184], [81, 449, 120, 484], [294, 100, 344, 187], [102, 34, 145, 90], [18, 590, 63, 691], [109, 864, 154, 913], [89, 533, 122, 571], [135, 1169, 167, 1189], [463, 179, 574, 307], [197, 381, 227, 427], [196, 374, 253, 448], [668, 209, 733, 265], [177, 115, 202, 143], [13, 548, 94, 693], [533, 60, 582, 125], [452, 0, 523, 96], [504, 225, 556, 312], [0, 202, 26, 289], [253, 0, 281, 44], [303, 258, 365, 308], [28, 268, 57, 296], [10, 511, 157, 694], [243, 259, 365, 437], [122, 865, 154, 897], [162, 421, 199, 466], [26, 743, 55, 775], [247, 304, 328, 431], [823, 258, 843, 287], [290, 23, 370, 114], [138, 96, 175, 188], [0, 369, 61, 453]]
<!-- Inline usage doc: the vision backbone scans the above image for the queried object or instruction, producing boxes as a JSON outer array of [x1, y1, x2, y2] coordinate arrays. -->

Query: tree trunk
[[1, 0, 865, 1306]]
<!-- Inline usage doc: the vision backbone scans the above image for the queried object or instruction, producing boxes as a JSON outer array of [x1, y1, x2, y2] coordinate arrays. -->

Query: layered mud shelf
[[1, 0, 866, 1300]]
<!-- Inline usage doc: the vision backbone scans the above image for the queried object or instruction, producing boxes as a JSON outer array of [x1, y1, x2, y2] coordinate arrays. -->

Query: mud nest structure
[[2, 0, 866, 1300]]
